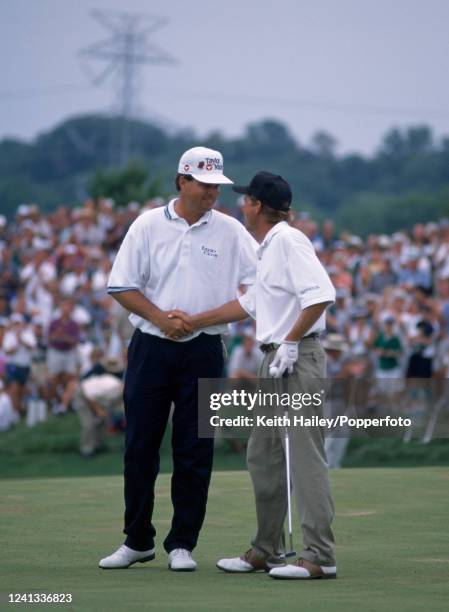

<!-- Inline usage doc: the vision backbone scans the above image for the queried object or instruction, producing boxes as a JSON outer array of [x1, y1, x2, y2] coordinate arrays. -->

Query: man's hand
[[269, 341, 298, 377], [168, 300, 249, 333], [159, 310, 193, 340]]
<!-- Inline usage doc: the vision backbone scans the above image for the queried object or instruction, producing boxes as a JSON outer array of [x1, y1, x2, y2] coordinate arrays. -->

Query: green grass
[[343, 437, 449, 467], [2, 413, 449, 480], [1, 468, 449, 611], [0, 413, 247, 479]]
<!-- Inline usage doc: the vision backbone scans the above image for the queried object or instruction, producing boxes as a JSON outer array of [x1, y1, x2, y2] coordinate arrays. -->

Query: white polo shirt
[[239, 222, 335, 344], [108, 199, 257, 340]]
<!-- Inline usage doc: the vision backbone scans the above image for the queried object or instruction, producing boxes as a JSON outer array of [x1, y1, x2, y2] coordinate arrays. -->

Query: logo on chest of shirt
[[201, 245, 218, 258]]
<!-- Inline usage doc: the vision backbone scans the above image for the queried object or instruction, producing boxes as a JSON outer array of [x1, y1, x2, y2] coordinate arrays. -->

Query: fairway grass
[[1, 468, 449, 611]]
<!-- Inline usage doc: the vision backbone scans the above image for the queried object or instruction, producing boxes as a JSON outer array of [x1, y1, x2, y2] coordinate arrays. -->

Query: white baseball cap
[[17, 204, 30, 216], [178, 147, 233, 185]]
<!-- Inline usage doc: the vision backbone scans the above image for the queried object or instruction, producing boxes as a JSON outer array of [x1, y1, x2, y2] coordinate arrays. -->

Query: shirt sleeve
[[20, 328, 37, 349], [107, 287, 139, 293], [285, 234, 336, 308], [107, 215, 151, 291], [238, 284, 257, 319], [236, 225, 258, 286], [3, 331, 18, 353]]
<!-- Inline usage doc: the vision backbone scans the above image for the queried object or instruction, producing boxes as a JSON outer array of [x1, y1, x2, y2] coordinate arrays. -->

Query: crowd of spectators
[[1, 198, 448, 454]]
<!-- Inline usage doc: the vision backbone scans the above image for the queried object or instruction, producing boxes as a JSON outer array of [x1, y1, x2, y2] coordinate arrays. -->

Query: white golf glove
[[269, 341, 298, 377]]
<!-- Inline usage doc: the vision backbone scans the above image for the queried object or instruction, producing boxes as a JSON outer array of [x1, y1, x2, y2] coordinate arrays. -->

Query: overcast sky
[[1, 0, 449, 155]]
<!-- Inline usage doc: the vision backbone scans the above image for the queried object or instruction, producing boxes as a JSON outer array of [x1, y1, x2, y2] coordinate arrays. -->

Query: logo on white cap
[[178, 147, 233, 184]]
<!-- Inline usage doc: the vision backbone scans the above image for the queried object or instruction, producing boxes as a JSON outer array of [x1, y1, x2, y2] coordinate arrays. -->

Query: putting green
[[1, 468, 449, 611]]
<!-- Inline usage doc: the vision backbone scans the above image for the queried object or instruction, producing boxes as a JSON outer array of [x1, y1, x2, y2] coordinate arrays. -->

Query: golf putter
[[282, 372, 297, 558]]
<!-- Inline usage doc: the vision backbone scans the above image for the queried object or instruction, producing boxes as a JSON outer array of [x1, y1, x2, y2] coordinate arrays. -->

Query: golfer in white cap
[[100, 147, 257, 571]]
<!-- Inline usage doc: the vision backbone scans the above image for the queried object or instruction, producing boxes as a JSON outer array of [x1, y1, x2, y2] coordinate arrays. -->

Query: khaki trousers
[[247, 337, 335, 566], [76, 389, 107, 455]]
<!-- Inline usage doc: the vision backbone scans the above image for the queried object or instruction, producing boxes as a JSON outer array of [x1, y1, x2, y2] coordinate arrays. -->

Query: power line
[[1, 82, 449, 121], [149, 88, 449, 120], [0, 84, 93, 100]]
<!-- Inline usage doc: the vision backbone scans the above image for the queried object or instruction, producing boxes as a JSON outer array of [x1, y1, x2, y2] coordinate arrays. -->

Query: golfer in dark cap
[[187, 171, 337, 579]]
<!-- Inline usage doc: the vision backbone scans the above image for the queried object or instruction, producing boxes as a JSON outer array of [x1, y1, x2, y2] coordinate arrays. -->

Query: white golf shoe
[[269, 558, 337, 580], [216, 549, 275, 573], [99, 544, 155, 569], [216, 556, 256, 573], [168, 548, 197, 572]]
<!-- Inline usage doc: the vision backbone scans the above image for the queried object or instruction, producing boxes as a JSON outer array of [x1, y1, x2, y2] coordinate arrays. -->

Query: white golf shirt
[[108, 200, 257, 341], [239, 222, 335, 344], [2, 327, 37, 367]]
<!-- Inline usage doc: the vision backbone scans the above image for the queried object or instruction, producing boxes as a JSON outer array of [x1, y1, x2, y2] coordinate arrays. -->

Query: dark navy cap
[[232, 171, 292, 211]]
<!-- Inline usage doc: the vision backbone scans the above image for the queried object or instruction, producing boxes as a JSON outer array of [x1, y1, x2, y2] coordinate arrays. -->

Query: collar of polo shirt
[[165, 199, 212, 226], [258, 221, 288, 255]]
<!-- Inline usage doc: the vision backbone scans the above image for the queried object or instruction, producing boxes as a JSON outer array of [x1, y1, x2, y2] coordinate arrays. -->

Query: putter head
[[285, 550, 297, 558]]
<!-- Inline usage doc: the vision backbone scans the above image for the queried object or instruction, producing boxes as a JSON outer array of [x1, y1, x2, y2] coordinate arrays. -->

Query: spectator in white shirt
[[3, 314, 37, 414]]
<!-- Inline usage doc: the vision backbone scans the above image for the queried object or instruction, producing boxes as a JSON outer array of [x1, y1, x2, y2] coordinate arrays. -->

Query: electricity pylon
[[80, 10, 176, 165]]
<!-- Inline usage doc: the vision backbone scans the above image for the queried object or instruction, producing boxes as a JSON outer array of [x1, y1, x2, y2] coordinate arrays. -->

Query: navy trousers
[[123, 330, 224, 553]]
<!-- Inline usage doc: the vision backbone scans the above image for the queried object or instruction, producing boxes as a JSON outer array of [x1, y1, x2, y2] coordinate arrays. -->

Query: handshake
[[157, 309, 299, 378], [156, 309, 198, 341]]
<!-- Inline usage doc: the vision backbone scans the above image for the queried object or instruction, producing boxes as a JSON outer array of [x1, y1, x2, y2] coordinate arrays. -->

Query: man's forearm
[[110, 290, 164, 327], [190, 299, 249, 330], [85, 396, 108, 419], [112, 289, 193, 338], [284, 302, 331, 342]]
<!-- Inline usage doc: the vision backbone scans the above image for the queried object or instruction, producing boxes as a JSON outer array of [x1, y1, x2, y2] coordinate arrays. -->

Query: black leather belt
[[259, 332, 320, 354]]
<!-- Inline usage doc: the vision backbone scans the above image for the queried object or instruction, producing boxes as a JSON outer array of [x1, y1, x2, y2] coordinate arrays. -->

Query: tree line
[[1, 114, 449, 235]]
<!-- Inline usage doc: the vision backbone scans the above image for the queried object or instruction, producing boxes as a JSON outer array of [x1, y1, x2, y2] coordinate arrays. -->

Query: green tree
[[2, 113, 449, 235], [310, 131, 338, 158], [89, 160, 163, 206], [337, 189, 449, 236]]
